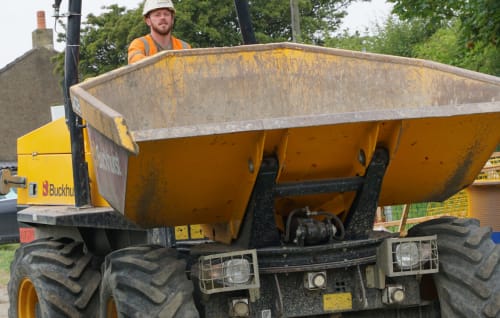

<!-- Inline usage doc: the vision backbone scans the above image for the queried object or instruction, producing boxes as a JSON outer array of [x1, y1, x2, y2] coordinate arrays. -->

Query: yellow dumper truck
[[1, 1, 500, 317]]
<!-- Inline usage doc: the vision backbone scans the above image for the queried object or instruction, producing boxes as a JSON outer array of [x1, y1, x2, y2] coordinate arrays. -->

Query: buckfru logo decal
[[42, 180, 74, 197]]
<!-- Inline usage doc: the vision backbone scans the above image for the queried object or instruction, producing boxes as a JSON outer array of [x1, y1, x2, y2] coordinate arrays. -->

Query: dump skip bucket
[[70, 43, 500, 240]]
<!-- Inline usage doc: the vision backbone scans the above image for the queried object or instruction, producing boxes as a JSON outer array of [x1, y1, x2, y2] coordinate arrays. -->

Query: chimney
[[32, 11, 54, 50], [37, 11, 46, 29]]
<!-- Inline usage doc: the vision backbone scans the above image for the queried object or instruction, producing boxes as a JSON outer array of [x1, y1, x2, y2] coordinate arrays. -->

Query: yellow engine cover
[[17, 117, 108, 207]]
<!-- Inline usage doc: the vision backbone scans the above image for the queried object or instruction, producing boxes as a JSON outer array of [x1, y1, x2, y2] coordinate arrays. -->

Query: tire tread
[[8, 238, 100, 318], [409, 217, 499, 318], [100, 245, 199, 318]]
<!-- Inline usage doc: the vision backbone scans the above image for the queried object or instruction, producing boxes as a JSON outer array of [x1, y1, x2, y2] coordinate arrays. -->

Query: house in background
[[0, 11, 63, 243], [0, 11, 63, 163]]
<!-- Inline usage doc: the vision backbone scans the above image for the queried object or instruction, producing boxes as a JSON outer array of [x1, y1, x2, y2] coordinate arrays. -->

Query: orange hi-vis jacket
[[128, 34, 191, 64]]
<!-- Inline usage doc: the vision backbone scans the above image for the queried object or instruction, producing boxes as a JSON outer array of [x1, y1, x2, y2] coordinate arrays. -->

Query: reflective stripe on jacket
[[128, 34, 191, 64]]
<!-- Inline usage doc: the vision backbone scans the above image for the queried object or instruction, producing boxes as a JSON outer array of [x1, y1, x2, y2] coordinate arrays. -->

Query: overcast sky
[[0, 0, 392, 69]]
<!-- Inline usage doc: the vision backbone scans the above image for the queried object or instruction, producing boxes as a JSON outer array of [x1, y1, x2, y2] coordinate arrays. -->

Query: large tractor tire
[[100, 245, 199, 318], [409, 217, 500, 318], [8, 237, 100, 318]]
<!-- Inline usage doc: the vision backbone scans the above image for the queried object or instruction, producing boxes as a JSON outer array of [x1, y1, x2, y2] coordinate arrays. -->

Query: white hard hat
[[143, 0, 176, 16]]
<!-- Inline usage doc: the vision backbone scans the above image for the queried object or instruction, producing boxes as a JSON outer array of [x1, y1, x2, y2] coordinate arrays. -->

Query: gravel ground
[[0, 285, 8, 317]]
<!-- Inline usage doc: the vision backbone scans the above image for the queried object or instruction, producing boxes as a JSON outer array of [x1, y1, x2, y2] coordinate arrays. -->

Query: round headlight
[[225, 259, 251, 284], [395, 242, 419, 269]]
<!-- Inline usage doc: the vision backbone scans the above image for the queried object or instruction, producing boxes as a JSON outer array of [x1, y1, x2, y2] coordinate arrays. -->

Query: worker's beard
[[152, 23, 173, 36]]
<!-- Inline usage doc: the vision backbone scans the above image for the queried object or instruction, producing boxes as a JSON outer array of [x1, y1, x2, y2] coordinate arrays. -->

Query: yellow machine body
[[16, 117, 108, 207]]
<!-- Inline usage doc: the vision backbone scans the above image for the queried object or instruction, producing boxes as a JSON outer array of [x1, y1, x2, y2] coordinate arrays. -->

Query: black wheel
[[100, 245, 199, 317], [409, 217, 500, 318], [8, 237, 100, 318]]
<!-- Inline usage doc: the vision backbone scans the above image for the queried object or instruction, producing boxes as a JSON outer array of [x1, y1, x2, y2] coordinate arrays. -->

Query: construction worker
[[128, 0, 191, 64]]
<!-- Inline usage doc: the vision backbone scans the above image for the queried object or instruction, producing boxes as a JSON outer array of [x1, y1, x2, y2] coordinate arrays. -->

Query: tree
[[53, 5, 147, 79], [328, 17, 435, 58], [388, 0, 499, 48], [367, 17, 434, 57], [414, 20, 500, 75], [325, 30, 370, 51], [413, 21, 463, 63], [247, 0, 358, 44], [79, 5, 147, 77], [173, 0, 363, 46], [329, 17, 500, 76], [55, 0, 364, 78], [172, 1, 240, 47]]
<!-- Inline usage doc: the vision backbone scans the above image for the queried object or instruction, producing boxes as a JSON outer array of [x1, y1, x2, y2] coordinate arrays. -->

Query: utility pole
[[234, 0, 257, 44], [290, 0, 301, 42]]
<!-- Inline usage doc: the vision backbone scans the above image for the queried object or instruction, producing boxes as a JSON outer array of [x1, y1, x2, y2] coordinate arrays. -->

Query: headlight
[[376, 236, 439, 277], [225, 259, 251, 284], [395, 242, 419, 269], [198, 249, 260, 294], [202, 258, 251, 285]]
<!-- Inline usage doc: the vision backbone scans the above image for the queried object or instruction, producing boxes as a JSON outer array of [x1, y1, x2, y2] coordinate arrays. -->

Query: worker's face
[[146, 9, 174, 36]]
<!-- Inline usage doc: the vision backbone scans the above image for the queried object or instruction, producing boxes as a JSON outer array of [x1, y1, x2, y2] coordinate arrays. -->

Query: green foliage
[[55, 0, 361, 78], [389, 0, 499, 48], [53, 0, 499, 79], [53, 4, 146, 79], [368, 17, 435, 57], [329, 17, 435, 57], [457, 43, 500, 76], [413, 21, 462, 63], [414, 20, 500, 75], [79, 5, 148, 78], [325, 30, 370, 51], [252, 0, 353, 44], [173, 0, 241, 47], [331, 17, 500, 76], [176, 0, 356, 46], [0, 244, 18, 285]]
